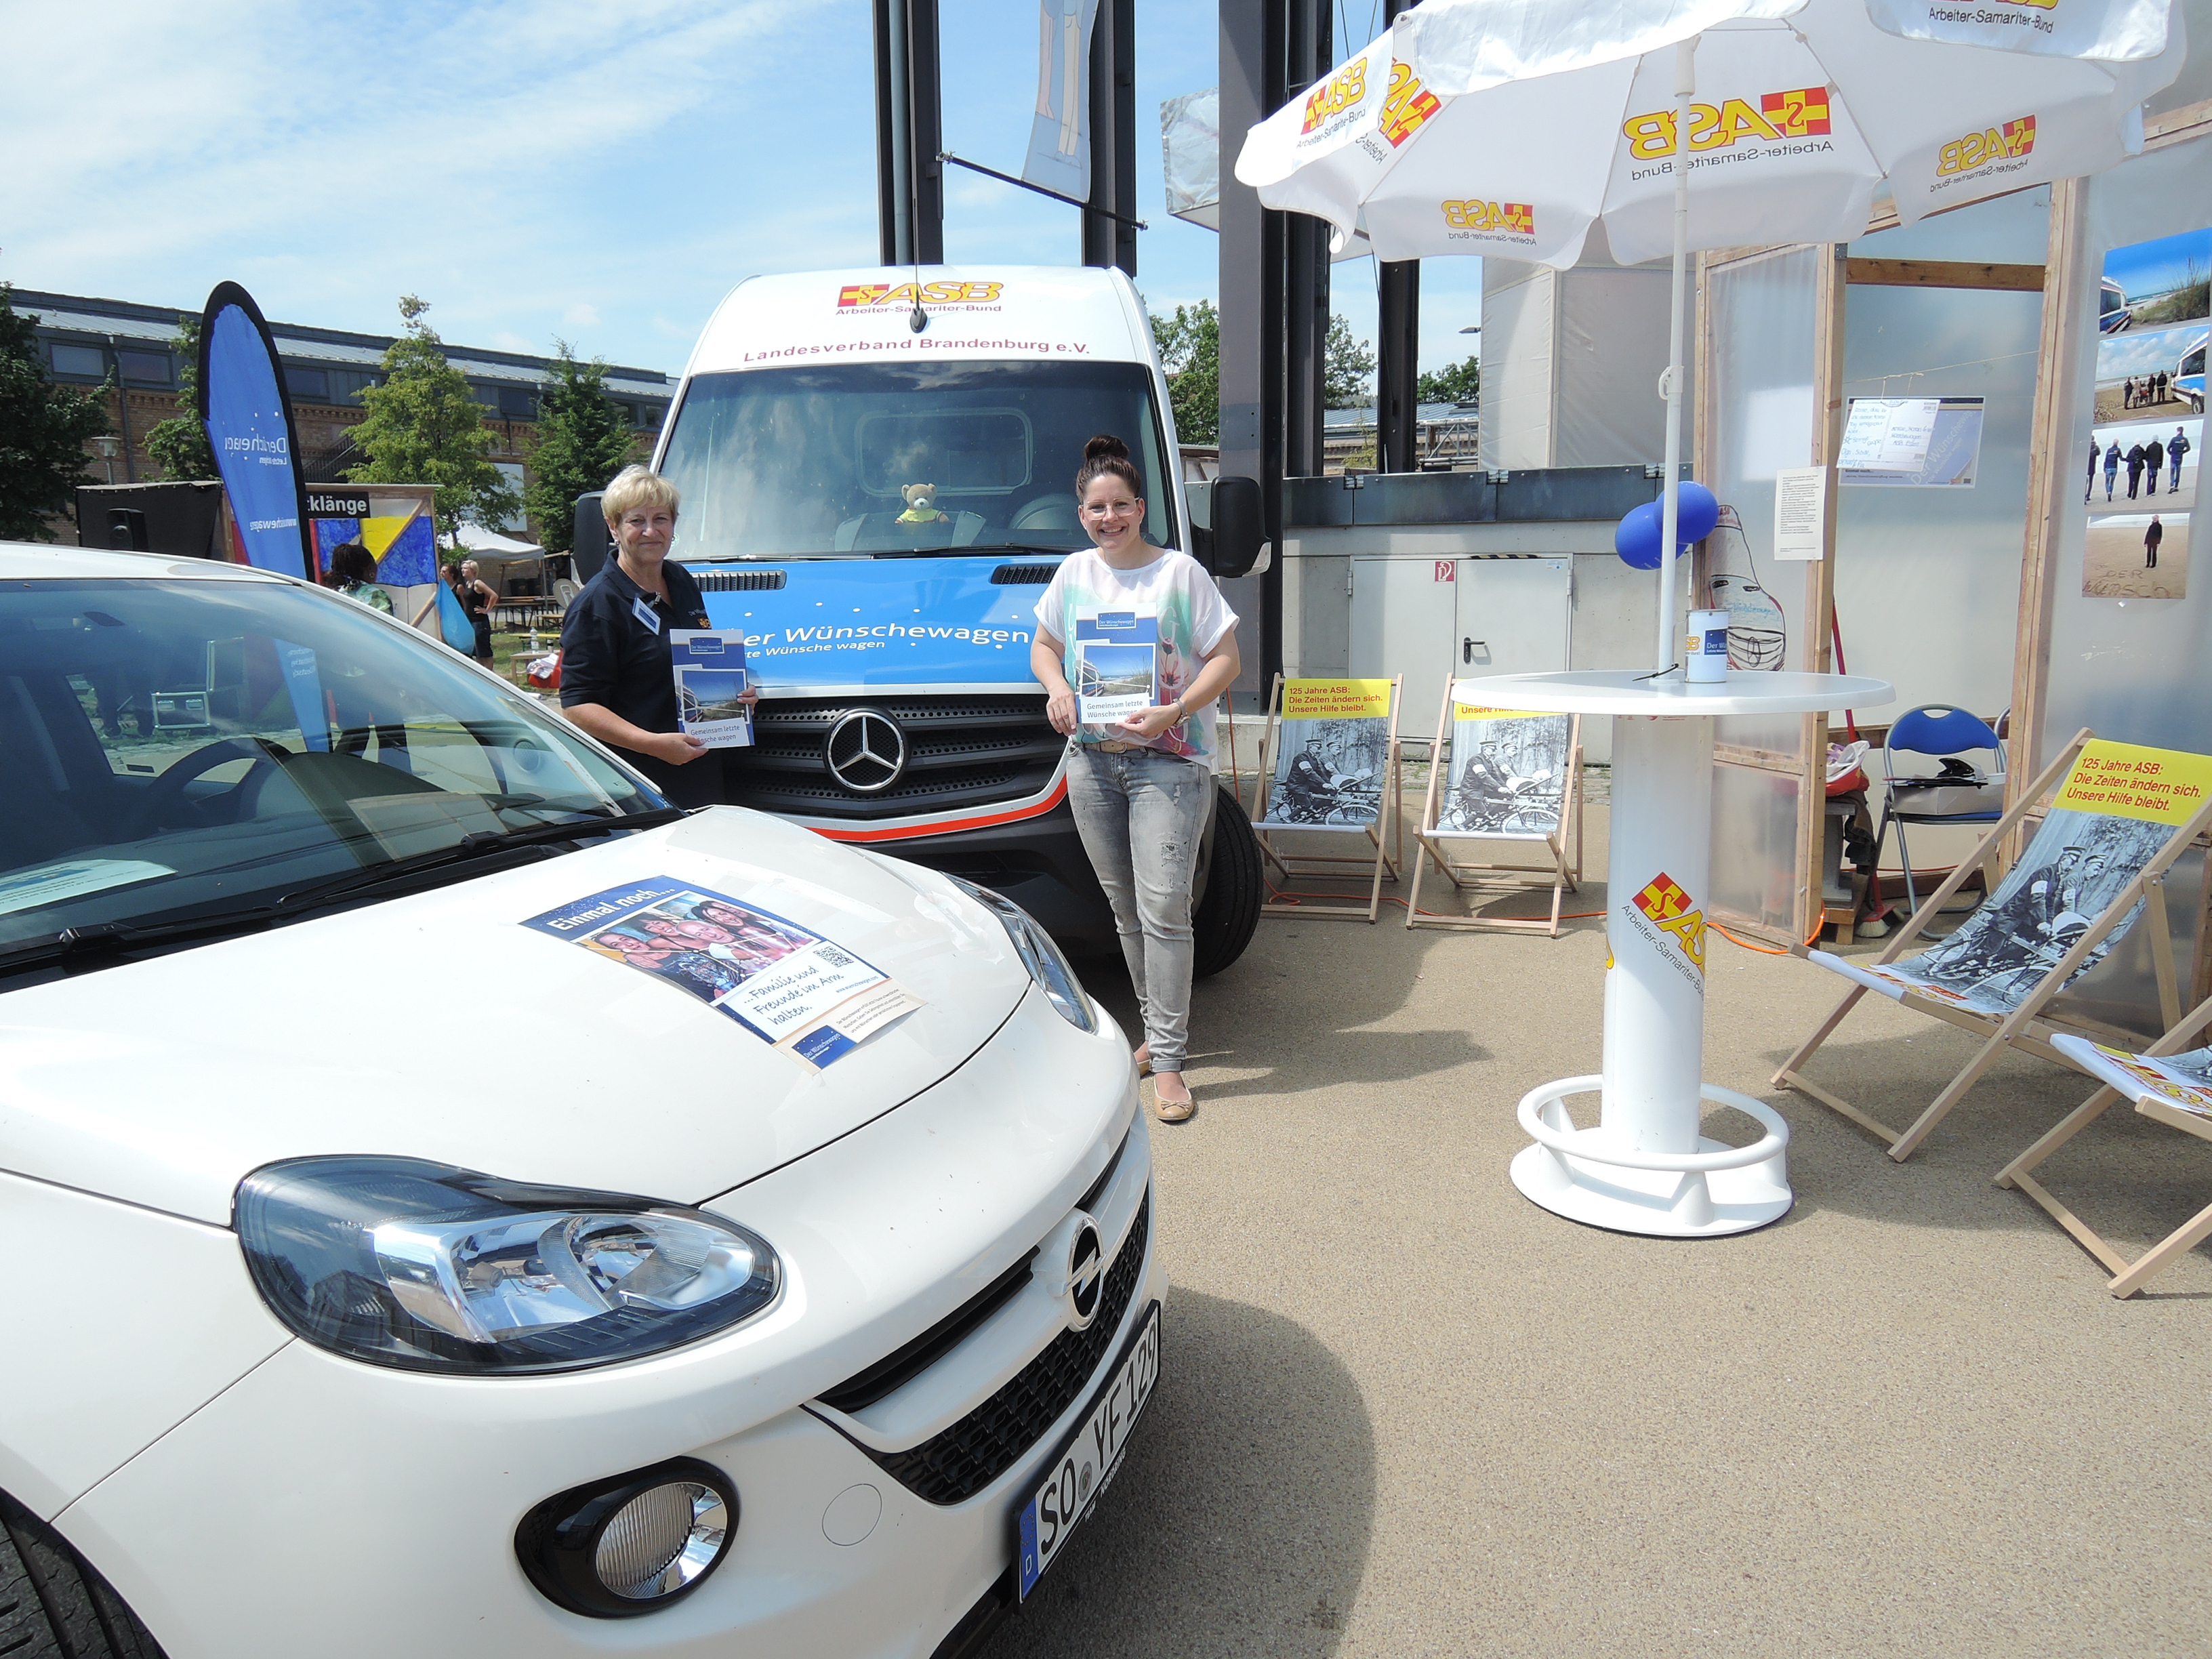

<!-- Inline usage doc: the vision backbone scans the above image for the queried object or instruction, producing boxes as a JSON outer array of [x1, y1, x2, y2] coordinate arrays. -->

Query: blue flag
[[200, 283, 312, 581]]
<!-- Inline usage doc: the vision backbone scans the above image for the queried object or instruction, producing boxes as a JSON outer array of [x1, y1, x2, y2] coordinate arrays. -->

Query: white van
[[574, 265, 1268, 976]]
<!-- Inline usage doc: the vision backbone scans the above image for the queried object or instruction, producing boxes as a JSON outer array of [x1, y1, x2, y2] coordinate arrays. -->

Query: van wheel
[[0, 1492, 165, 1659], [1192, 784, 1262, 979]]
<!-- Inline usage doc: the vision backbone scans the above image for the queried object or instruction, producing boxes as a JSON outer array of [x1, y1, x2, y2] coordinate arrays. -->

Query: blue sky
[[2, 0, 1481, 389]]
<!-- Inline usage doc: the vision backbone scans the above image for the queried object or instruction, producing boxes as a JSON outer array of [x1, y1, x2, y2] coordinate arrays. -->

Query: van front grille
[[727, 695, 1065, 821]]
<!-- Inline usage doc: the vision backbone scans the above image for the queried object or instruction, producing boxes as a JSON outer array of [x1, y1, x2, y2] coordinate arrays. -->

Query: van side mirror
[[573, 492, 610, 581], [1187, 474, 1266, 578]]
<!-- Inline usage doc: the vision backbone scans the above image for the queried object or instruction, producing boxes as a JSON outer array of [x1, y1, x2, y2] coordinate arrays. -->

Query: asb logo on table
[[1630, 872, 1708, 977]]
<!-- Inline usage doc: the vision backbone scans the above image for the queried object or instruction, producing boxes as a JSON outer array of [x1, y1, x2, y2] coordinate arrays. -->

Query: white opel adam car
[[0, 547, 1162, 1659]]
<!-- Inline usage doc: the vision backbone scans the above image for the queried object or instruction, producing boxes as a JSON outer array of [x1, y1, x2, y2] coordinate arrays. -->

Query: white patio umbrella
[[1237, 0, 2183, 670]]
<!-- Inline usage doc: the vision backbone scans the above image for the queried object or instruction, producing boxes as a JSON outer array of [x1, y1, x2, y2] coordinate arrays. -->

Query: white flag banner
[[1024, 0, 1099, 203], [1862, 0, 2173, 60], [1161, 88, 1220, 228]]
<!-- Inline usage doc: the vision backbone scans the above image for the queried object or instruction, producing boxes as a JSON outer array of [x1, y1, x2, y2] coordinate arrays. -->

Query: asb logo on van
[[1441, 199, 1535, 241], [1300, 60, 1368, 134], [1379, 61, 1439, 148], [1936, 115, 2037, 177], [837, 280, 1004, 309], [1622, 85, 1832, 159]]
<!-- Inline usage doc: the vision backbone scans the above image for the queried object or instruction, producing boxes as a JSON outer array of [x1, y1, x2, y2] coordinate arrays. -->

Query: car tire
[[0, 1492, 165, 1659], [1191, 783, 1262, 980]]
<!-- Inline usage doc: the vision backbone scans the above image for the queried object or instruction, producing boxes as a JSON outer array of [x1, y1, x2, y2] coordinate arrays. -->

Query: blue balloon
[[1615, 500, 1664, 569], [1675, 480, 1720, 544], [1615, 482, 1722, 570]]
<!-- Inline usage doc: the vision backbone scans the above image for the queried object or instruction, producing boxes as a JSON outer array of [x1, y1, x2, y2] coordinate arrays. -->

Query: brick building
[[16, 289, 673, 544]]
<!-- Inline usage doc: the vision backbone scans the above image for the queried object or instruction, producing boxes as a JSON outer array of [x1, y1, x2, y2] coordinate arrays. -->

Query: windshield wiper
[[0, 806, 689, 977], [867, 544, 1077, 560]]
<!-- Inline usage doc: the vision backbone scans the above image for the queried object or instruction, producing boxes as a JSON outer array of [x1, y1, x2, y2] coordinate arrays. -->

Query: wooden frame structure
[[1250, 672, 1404, 924], [1405, 687, 1584, 936], [1996, 1000, 2212, 1297], [1773, 729, 2212, 1160]]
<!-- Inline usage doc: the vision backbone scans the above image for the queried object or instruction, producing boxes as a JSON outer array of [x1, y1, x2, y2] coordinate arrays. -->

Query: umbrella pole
[[1654, 36, 1697, 674]]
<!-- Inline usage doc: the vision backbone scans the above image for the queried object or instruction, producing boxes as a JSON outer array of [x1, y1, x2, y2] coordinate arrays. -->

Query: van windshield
[[657, 361, 1175, 559]]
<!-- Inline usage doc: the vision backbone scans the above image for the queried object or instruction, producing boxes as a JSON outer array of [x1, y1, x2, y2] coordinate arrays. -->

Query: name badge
[[631, 596, 661, 635]]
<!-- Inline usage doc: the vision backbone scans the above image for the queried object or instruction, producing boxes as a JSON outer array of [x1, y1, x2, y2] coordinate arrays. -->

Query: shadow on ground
[[976, 1289, 1376, 1659], [1744, 1018, 2212, 1282]]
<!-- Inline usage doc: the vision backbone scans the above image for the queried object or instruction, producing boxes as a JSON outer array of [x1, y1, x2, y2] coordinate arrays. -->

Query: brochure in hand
[[1072, 607, 1158, 726], [523, 878, 920, 1069], [671, 630, 753, 748]]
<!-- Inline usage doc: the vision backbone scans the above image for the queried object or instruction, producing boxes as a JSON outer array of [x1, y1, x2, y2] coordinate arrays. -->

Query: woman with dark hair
[[327, 543, 393, 613], [1029, 434, 1240, 1122]]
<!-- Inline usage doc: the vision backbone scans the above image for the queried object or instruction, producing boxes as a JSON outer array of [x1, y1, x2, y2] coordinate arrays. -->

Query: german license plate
[[1015, 1300, 1162, 1599]]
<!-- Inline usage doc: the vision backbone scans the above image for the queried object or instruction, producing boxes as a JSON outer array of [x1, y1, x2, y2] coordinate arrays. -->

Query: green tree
[[1416, 353, 1480, 407], [523, 342, 638, 554], [0, 285, 109, 541], [1324, 314, 1376, 409], [346, 295, 519, 545], [1149, 301, 1219, 446], [143, 312, 218, 480]]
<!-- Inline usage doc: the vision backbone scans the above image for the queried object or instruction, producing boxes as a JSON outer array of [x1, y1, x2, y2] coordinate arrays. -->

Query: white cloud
[[562, 303, 602, 328]]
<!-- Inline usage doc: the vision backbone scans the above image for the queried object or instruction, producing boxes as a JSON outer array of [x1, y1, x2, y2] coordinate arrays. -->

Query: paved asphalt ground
[[980, 796, 2212, 1659]]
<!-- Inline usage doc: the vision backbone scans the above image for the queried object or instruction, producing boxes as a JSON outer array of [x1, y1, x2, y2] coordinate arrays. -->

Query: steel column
[[1083, 0, 1138, 274]]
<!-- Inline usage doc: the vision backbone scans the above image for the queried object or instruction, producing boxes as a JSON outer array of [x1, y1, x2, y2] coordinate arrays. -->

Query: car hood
[[0, 808, 1031, 1226]]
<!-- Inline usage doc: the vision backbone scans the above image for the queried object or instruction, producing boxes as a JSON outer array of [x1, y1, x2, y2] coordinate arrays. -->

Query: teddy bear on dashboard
[[897, 482, 949, 525]]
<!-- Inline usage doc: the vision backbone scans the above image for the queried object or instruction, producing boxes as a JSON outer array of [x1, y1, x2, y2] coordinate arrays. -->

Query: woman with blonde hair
[[559, 464, 752, 806]]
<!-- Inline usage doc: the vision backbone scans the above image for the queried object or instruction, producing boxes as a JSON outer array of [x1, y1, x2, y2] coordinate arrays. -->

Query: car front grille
[[864, 1189, 1151, 1507], [725, 695, 1065, 821]]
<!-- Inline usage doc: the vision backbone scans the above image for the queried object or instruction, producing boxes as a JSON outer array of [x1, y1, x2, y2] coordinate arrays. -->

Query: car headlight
[[949, 876, 1097, 1032], [235, 1156, 779, 1374]]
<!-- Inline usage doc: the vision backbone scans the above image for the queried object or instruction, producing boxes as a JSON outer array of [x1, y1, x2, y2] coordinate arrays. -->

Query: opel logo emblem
[[1066, 1216, 1104, 1331], [825, 708, 907, 793]]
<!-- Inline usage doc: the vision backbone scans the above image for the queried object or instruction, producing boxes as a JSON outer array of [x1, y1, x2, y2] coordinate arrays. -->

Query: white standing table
[[1453, 670, 1893, 1237]]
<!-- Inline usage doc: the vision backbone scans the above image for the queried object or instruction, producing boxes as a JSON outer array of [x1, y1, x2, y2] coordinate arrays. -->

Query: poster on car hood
[[524, 878, 920, 1069]]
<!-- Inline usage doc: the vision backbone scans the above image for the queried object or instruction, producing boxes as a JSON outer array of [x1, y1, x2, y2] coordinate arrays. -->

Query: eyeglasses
[[1080, 499, 1142, 519]]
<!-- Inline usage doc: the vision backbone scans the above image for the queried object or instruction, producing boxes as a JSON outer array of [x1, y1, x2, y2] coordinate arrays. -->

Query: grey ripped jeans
[[1065, 742, 1214, 1074]]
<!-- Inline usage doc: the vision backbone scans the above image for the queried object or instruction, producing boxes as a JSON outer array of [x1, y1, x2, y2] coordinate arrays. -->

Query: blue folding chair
[[1876, 705, 2007, 913]]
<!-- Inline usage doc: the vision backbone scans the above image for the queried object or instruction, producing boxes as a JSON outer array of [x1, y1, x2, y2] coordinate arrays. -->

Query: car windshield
[[656, 361, 1176, 559], [0, 573, 658, 950]]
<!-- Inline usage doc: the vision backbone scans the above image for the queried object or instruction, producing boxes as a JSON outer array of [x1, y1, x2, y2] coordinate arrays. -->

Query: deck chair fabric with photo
[[1774, 732, 2212, 1160], [1252, 674, 1403, 923], [1407, 690, 1583, 935], [1992, 1007, 2212, 1297]]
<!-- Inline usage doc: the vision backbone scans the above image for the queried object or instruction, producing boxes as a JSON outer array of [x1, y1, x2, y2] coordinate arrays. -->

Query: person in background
[[2146, 514, 2163, 569], [2171, 426, 2192, 492], [2127, 440, 2148, 499], [2086, 436, 2099, 504], [327, 543, 393, 613], [1030, 434, 1240, 1124], [2146, 434, 2166, 495], [2158, 370, 2171, 405], [2123, 375, 2137, 410], [560, 464, 755, 808], [455, 559, 498, 666], [2104, 439, 2121, 501]]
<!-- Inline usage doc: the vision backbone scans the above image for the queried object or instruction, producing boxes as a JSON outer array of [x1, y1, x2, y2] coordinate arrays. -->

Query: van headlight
[[949, 876, 1097, 1032], [235, 1156, 779, 1374]]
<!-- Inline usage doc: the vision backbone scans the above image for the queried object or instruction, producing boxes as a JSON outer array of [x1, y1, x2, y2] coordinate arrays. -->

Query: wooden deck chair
[[1773, 731, 2212, 1161], [1250, 674, 1404, 923], [1994, 1006, 2212, 1296], [1406, 687, 1584, 935]]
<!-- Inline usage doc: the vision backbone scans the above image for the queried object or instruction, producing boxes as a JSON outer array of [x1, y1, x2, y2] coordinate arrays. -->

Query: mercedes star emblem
[[824, 708, 907, 793], [1066, 1217, 1104, 1331]]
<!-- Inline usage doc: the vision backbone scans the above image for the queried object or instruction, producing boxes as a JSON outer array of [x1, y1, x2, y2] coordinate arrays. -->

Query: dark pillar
[[1083, 0, 1138, 274], [1218, 0, 1287, 706], [1283, 0, 1332, 480], [873, 0, 944, 266], [1377, 259, 1420, 472], [1375, 0, 1419, 474]]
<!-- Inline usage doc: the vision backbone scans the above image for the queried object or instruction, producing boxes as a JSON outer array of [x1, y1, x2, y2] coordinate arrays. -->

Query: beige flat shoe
[[1150, 1080, 1195, 1124], [1133, 1045, 1153, 1078]]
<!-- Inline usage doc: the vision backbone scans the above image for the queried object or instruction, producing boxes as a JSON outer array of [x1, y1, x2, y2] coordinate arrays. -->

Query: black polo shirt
[[560, 556, 716, 804]]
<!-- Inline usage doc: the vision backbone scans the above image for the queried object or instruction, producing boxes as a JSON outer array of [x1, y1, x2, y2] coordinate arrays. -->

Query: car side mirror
[[1187, 474, 1266, 578], [573, 492, 611, 581]]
